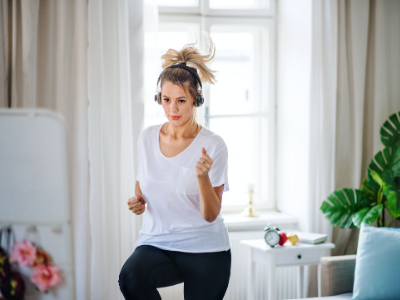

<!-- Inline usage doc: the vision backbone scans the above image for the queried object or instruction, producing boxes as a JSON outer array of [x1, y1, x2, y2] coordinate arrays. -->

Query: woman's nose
[[170, 101, 178, 112]]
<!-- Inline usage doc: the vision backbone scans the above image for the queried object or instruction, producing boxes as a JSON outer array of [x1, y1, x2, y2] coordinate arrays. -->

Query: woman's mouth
[[171, 116, 180, 120]]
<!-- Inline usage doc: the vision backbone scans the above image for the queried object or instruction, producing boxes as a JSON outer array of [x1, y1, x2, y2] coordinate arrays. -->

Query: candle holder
[[241, 191, 259, 217]]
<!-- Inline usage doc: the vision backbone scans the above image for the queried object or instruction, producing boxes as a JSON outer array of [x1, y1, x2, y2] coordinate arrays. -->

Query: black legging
[[119, 245, 231, 300]]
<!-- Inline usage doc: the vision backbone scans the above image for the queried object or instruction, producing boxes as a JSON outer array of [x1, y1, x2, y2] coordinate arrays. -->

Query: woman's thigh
[[177, 250, 231, 300], [119, 245, 184, 300]]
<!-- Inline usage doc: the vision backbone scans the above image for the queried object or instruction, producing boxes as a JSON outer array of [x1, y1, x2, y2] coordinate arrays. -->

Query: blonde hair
[[156, 35, 216, 132]]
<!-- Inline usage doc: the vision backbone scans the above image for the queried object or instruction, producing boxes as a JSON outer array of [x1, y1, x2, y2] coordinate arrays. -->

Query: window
[[144, 0, 276, 211]]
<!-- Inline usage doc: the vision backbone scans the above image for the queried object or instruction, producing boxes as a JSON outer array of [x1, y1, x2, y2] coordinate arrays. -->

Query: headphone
[[155, 63, 204, 107]]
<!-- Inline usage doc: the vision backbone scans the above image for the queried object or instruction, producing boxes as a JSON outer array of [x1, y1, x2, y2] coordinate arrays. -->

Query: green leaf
[[363, 204, 383, 224], [352, 205, 383, 227], [366, 146, 396, 201], [385, 191, 400, 218], [370, 170, 383, 187], [380, 111, 400, 147], [352, 207, 371, 227], [392, 146, 400, 177], [361, 178, 377, 203], [382, 174, 400, 218], [320, 189, 371, 229], [369, 147, 396, 174]]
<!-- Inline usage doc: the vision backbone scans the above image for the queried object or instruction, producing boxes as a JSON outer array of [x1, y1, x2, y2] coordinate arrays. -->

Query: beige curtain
[[0, 1, 90, 299], [332, 0, 400, 256], [307, 0, 400, 297]]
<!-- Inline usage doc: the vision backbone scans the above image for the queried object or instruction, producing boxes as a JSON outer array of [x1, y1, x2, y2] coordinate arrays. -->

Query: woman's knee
[[119, 257, 145, 298]]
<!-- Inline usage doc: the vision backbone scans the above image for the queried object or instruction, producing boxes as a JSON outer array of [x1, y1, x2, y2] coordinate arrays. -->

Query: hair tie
[[180, 62, 187, 66]]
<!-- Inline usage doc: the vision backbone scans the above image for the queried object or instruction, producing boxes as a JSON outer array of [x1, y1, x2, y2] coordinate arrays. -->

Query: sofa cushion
[[352, 223, 400, 300]]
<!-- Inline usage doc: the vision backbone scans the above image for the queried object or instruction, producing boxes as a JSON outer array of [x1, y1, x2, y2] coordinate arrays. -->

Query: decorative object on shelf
[[278, 231, 288, 246], [10, 240, 36, 267], [286, 233, 299, 245], [295, 232, 327, 244], [0, 231, 11, 281], [0, 227, 25, 300], [241, 183, 259, 217], [321, 111, 400, 228], [9, 238, 61, 293], [30, 264, 61, 292], [264, 226, 281, 247]]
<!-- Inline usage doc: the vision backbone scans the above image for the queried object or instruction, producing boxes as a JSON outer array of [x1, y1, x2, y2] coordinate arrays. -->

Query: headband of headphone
[[155, 62, 204, 107], [156, 62, 203, 88]]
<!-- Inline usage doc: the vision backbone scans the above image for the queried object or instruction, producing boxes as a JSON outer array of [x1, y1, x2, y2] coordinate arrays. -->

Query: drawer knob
[[297, 254, 302, 259]]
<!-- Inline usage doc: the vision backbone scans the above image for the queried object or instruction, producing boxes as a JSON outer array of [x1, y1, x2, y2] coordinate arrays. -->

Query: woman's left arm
[[196, 147, 224, 222]]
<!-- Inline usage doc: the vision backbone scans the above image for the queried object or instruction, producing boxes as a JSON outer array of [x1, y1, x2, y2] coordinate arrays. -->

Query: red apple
[[278, 232, 288, 246]]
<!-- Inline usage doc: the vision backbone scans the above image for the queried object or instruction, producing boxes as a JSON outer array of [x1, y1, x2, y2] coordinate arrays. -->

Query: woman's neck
[[164, 119, 201, 140]]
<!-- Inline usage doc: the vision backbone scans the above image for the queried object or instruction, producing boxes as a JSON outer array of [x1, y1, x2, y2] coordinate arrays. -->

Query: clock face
[[264, 230, 280, 247]]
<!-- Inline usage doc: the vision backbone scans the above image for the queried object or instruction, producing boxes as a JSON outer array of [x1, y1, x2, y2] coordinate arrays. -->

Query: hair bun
[[161, 34, 216, 85]]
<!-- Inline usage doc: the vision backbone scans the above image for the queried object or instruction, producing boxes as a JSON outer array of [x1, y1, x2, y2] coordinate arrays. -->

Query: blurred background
[[0, 0, 399, 299]]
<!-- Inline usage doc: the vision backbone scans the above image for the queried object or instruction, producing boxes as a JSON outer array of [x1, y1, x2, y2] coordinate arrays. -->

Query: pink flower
[[30, 265, 61, 291], [10, 240, 37, 267]]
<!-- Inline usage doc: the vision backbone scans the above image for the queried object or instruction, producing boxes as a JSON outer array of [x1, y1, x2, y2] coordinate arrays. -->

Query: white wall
[[276, 0, 312, 232]]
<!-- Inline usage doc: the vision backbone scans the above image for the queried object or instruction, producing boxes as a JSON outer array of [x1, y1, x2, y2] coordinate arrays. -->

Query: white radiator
[[158, 230, 299, 300]]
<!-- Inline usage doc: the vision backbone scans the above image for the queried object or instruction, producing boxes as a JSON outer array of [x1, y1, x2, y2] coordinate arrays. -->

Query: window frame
[[158, 0, 276, 17], [157, 0, 277, 212]]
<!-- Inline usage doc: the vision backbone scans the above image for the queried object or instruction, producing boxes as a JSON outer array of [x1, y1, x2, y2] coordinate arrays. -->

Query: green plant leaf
[[353, 205, 383, 227], [369, 147, 396, 176], [382, 173, 400, 218], [385, 191, 400, 218], [361, 178, 377, 203], [392, 146, 400, 177], [364, 204, 383, 224], [367, 146, 396, 195], [370, 170, 383, 187], [380, 111, 400, 147], [320, 189, 371, 229], [352, 207, 371, 227]]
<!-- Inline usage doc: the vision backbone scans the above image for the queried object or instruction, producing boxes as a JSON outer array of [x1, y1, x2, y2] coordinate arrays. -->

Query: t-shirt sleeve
[[208, 146, 229, 192], [136, 135, 144, 182]]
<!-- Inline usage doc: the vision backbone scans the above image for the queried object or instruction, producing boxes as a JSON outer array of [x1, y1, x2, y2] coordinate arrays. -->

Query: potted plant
[[320, 111, 400, 228]]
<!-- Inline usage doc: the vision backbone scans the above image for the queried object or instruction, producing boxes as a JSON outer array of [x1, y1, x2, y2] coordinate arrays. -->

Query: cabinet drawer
[[276, 249, 322, 266]]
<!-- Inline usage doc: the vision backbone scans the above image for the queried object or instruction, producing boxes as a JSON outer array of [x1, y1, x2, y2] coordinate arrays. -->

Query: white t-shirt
[[134, 123, 231, 253]]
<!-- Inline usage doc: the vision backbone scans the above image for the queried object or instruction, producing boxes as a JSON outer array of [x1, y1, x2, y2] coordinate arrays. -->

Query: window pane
[[209, 25, 268, 116], [157, 0, 198, 7], [144, 22, 200, 128], [208, 116, 269, 206], [210, 0, 269, 9]]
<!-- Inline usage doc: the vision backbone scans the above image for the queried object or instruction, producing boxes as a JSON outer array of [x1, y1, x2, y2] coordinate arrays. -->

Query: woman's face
[[161, 81, 195, 128]]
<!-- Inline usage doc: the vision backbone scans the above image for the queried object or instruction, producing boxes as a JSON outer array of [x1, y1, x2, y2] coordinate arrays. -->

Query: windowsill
[[222, 210, 298, 232]]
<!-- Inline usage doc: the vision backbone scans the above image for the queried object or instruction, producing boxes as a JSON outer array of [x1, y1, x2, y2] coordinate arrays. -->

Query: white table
[[240, 239, 335, 300]]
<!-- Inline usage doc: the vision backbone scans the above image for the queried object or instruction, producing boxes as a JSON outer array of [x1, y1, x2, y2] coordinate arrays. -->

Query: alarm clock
[[264, 226, 281, 247]]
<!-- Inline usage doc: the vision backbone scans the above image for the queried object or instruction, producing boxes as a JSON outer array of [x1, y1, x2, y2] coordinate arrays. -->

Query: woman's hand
[[195, 147, 213, 178], [127, 193, 146, 215]]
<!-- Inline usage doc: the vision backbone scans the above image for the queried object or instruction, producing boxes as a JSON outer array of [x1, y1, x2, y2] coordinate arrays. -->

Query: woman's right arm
[[127, 181, 146, 215]]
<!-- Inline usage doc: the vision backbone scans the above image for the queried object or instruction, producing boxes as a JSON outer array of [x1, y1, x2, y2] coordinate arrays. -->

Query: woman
[[119, 38, 231, 300]]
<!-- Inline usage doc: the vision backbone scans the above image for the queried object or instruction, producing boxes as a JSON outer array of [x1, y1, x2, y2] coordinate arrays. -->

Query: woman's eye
[[179, 100, 186, 103], [163, 98, 169, 102]]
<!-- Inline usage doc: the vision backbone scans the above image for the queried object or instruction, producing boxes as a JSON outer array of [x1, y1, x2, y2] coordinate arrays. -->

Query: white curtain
[[1, 0, 145, 298], [87, 0, 144, 299], [308, 0, 400, 296], [0, 0, 90, 299]]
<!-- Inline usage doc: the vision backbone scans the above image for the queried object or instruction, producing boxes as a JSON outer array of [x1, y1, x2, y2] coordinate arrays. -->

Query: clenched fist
[[195, 147, 213, 178], [127, 193, 146, 215]]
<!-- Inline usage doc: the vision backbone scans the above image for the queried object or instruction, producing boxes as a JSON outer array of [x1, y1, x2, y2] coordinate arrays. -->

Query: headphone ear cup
[[195, 94, 204, 107], [156, 92, 162, 104]]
